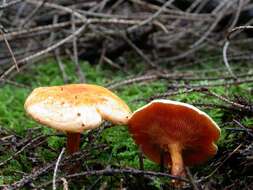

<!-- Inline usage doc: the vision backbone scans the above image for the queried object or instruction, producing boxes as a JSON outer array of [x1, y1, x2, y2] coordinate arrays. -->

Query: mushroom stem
[[168, 143, 185, 177], [66, 132, 81, 154]]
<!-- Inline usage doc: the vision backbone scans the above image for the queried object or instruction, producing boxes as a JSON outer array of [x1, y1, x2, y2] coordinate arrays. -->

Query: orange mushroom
[[24, 84, 131, 154], [128, 99, 220, 183]]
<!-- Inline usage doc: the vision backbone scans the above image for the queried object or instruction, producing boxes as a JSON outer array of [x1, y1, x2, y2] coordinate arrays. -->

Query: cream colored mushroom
[[25, 84, 131, 154]]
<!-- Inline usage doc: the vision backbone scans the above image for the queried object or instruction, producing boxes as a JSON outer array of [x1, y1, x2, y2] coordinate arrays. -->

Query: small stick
[[0, 29, 19, 72], [55, 49, 69, 83], [121, 33, 157, 68], [204, 143, 243, 180], [50, 15, 69, 83], [128, 0, 175, 32], [223, 41, 236, 78], [103, 56, 122, 70], [233, 119, 253, 138], [227, 25, 253, 40], [19, 0, 47, 27], [185, 167, 199, 190], [61, 178, 69, 190], [0, 135, 44, 167], [39, 167, 189, 188], [53, 148, 65, 190], [223, 24, 253, 78], [8, 144, 106, 189], [71, 13, 85, 83]]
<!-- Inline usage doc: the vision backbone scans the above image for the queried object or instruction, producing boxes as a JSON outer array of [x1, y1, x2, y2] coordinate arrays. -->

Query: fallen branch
[[38, 167, 190, 188]]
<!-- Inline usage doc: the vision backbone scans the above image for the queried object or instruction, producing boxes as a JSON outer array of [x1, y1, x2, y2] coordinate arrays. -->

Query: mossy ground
[[0, 58, 252, 189]]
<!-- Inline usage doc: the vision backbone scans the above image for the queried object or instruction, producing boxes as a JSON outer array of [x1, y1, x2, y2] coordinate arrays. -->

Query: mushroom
[[128, 99, 220, 184], [24, 84, 131, 154]]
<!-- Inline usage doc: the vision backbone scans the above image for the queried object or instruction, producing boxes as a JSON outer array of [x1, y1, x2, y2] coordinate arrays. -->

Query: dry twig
[[39, 167, 190, 188], [53, 148, 65, 190]]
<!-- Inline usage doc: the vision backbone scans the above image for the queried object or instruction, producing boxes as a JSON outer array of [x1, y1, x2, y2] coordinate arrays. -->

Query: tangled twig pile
[[0, 0, 253, 80]]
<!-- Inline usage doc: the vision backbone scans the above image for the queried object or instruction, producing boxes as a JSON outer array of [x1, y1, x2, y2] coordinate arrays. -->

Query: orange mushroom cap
[[25, 84, 131, 133], [128, 99, 220, 166]]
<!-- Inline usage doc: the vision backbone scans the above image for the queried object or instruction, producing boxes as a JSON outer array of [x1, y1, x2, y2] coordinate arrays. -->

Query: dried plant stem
[[223, 41, 236, 78], [0, 29, 19, 72], [203, 144, 243, 180], [53, 148, 65, 190], [39, 167, 189, 188]]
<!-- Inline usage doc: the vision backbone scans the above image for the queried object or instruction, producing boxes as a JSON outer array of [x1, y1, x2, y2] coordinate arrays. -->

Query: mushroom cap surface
[[128, 99, 220, 166], [25, 84, 131, 133]]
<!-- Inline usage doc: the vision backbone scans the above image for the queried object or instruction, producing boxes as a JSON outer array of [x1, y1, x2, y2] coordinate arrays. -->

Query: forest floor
[[0, 55, 252, 189]]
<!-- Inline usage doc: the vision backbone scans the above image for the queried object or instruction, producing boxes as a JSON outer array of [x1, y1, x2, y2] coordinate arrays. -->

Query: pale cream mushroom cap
[[24, 84, 131, 133]]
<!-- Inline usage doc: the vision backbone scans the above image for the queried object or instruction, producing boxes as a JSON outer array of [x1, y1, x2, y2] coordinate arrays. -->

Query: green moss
[[0, 58, 252, 187], [242, 117, 253, 127], [47, 136, 65, 150]]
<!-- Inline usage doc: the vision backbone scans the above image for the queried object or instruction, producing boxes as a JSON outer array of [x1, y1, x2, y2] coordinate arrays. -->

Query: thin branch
[[128, 0, 175, 32], [227, 25, 253, 40], [0, 18, 144, 42], [228, 0, 244, 31], [61, 178, 69, 190], [0, 0, 22, 9], [223, 41, 236, 78], [233, 119, 253, 138], [49, 15, 69, 83], [103, 56, 122, 70], [71, 13, 85, 83], [19, 0, 47, 27], [203, 144, 243, 180], [222, 0, 251, 79], [8, 144, 106, 189], [185, 167, 199, 190], [53, 148, 65, 190], [191, 0, 234, 48], [0, 29, 19, 72], [203, 90, 252, 111], [121, 33, 157, 68], [40, 167, 189, 188], [0, 135, 44, 167]]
